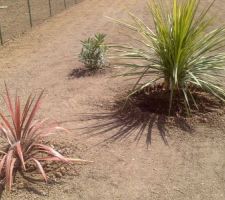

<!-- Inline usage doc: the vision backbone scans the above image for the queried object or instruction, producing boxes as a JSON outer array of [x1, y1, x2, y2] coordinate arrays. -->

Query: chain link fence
[[0, 0, 83, 45]]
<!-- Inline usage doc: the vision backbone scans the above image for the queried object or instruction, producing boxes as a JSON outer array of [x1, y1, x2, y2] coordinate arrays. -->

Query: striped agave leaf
[[109, 0, 225, 114]]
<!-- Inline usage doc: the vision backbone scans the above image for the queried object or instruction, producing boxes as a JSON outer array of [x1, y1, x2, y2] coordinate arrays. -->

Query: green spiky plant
[[0, 85, 90, 191], [109, 0, 225, 114], [79, 33, 108, 70]]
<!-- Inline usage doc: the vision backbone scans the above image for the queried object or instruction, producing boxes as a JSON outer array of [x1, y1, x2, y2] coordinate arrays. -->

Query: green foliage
[[79, 33, 108, 70], [0, 84, 89, 191], [110, 0, 225, 114]]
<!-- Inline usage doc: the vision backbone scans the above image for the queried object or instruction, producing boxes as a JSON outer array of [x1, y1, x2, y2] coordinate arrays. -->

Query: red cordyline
[[0, 84, 89, 191]]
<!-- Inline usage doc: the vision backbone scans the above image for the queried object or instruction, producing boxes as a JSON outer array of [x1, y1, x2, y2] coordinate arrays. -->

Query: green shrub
[[79, 33, 108, 70], [110, 0, 225, 114]]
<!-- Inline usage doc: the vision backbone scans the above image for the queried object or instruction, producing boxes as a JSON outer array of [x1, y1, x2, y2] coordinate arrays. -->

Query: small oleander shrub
[[0, 84, 89, 191], [79, 33, 108, 70]]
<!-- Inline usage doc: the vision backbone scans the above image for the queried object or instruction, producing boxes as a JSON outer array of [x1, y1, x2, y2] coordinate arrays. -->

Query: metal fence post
[[27, 0, 33, 27], [48, 0, 52, 16], [0, 24, 3, 45], [64, 0, 67, 9]]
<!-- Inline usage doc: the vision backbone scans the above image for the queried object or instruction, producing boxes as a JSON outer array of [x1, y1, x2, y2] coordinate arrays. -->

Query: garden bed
[[0, 0, 225, 199]]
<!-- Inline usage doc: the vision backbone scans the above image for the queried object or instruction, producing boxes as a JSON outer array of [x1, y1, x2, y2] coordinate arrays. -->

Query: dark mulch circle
[[115, 84, 224, 117]]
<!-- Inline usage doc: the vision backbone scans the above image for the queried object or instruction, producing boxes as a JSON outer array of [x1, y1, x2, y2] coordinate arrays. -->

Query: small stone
[[41, 191, 48, 196], [60, 167, 66, 175], [55, 172, 62, 178], [17, 182, 25, 189], [201, 118, 208, 123]]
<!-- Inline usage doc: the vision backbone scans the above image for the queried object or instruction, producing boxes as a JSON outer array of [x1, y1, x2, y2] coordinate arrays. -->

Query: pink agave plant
[[0, 84, 89, 190]]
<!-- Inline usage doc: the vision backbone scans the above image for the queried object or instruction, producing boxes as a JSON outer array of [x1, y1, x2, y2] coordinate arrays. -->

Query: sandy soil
[[0, 0, 81, 43], [0, 0, 225, 199]]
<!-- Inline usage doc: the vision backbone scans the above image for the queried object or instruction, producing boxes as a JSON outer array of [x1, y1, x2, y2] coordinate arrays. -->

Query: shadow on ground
[[76, 87, 224, 147], [68, 67, 109, 79], [77, 105, 193, 147], [68, 68, 97, 79]]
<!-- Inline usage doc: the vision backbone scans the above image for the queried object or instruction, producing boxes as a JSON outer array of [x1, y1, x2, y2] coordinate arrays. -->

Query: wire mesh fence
[[0, 0, 83, 45]]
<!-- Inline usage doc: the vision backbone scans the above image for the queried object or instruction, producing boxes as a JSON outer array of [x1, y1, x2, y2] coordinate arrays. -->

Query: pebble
[[55, 172, 63, 178]]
